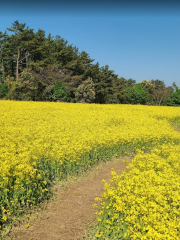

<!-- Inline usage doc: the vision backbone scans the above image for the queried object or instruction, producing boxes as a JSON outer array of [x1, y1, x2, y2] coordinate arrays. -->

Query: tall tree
[[6, 21, 27, 80], [2, 21, 36, 80], [0, 30, 7, 82]]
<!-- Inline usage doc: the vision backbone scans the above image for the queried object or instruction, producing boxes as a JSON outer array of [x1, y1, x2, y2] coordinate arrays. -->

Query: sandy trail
[[10, 157, 130, 240]]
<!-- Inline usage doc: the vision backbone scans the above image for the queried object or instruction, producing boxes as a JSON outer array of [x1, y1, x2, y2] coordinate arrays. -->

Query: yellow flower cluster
[[95, 145, 180, 239], [0, 100, 180, 232]]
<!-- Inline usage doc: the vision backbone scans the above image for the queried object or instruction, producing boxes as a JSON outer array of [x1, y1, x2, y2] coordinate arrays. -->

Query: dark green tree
[[92, 64, 119, 103], [1, 21, 37, 80], [0, 83, 8, 98], [107, 77, 136, 104]]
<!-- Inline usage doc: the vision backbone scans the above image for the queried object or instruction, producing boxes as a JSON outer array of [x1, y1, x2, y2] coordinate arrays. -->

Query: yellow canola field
[[95, 144, 180, 240], [0, 100, 180, 230]]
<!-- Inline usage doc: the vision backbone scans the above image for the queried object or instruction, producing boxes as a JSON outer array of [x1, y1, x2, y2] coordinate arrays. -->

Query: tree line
[[0, 20, 179, 106]]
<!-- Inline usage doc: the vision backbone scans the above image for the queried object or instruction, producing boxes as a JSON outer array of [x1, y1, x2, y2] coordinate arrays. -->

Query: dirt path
[[10, 157, 131, 240]]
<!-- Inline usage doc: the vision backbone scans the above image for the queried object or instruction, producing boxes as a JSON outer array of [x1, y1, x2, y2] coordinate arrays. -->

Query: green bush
[[167, 87, 180, 106], [124, 83, 148, 104], [0, 83, 8, 98], [53, 81, 72, 102]]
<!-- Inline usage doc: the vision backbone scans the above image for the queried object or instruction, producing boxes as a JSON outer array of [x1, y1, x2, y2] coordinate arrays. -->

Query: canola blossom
[[95, 144, 180, 239], [0, 100, 180, 235]]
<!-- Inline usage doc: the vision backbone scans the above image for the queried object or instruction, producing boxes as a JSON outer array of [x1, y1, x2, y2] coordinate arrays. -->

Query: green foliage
[[124, 83, 148, 104], [53, 81, 72, 102], [167, 87, 180, 106], [0, 83, 8, 98], [43, 85, 55, 102]]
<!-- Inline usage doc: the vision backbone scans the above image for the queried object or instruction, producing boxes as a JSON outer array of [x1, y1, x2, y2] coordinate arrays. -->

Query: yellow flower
[[25, 223, 30, 228]]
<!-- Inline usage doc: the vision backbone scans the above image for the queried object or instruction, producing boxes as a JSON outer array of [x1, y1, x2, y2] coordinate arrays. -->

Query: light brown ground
[[9, 157, 131, 240]]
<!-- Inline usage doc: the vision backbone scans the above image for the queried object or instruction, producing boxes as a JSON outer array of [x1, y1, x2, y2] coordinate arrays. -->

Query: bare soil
[[9, 157, 131, 240]]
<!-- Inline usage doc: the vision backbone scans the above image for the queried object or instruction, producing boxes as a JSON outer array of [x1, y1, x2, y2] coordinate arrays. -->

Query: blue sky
[[1, 1, 180, 87]]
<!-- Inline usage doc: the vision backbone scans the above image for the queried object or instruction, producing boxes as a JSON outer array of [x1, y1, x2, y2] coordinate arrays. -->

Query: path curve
[[10, 157, 130, 240]]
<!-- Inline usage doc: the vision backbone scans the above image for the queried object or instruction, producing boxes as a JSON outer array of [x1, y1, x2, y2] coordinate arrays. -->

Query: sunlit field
[[0, 100, 180, 237], [94, 143, 180, 239]]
